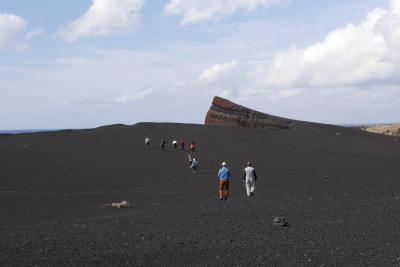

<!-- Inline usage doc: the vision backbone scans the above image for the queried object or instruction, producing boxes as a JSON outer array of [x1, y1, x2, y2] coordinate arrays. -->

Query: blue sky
[[1, 0, 399, 129]]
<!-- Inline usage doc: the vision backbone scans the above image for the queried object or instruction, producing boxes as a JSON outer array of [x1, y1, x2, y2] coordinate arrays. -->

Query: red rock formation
[[205, 96, 296, 129]]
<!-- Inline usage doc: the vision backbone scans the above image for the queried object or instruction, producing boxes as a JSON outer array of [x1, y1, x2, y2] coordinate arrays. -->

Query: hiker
[[190, 158, 198, 174], [188, 154, 193, 167], [218, 162, 231, 200], [243, 162, 257, 197], [172, 140, 178, 151], [190, 141, 196, 153], [161, 138, 166, 151], [145, 137, 150, 149], [180, 140, 185, 151]]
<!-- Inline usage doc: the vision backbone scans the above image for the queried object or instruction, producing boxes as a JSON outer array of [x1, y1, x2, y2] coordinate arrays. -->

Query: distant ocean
[[0, 129, 60, 134]]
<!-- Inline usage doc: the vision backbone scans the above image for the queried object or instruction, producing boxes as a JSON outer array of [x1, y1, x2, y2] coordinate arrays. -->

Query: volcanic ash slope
[[1, 105, 400, 265]]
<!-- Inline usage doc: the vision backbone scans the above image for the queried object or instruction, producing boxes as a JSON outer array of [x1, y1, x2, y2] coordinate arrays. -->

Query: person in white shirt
[[243, 162, 257, 197], [190, 158, 198, 174], [145, 137, 150, 149], [172, 140, 178, 151]]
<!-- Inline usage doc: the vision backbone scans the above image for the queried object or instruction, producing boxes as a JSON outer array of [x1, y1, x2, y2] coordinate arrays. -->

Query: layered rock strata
[[205, 96, 299, 129]]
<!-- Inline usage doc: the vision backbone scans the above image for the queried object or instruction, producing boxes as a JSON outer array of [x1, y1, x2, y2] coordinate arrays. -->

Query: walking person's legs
[[245, 180, 251, 197], [219, 180, 229, 200], [224, 181, 229, 200], [219, 181, 224, 200], [250, 179, 256, 196]]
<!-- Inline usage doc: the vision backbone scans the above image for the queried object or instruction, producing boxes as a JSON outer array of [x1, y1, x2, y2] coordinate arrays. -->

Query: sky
[[1, 0, 400, 129]]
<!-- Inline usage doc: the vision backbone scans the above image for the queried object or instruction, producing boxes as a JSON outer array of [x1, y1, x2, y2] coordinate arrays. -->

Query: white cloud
[[199, 60, 238, 83], [59, 0, 144, 42], [62, 101, 71, 107], [0, 12, 27, 51], [275, 88, 302, 99], [164, 0, 286, 26], [218, 89, 233, 98], [26, 29, 44, 41], [0, 106, 9, 113], [254, 0, 400, 90], [115, 89, 151, 103]]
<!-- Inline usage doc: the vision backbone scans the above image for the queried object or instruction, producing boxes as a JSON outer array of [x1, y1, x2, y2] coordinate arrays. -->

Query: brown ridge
[[205, 96, 301, 129]]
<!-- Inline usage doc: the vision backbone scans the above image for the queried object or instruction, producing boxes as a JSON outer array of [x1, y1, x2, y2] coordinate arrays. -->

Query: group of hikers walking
[[147, 137, 196, 153], [145, 137, 257, 200], [146, 137, 198, 173]]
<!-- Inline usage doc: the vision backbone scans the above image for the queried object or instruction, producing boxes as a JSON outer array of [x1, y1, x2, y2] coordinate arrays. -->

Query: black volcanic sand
[[1, 123, 400, 266]]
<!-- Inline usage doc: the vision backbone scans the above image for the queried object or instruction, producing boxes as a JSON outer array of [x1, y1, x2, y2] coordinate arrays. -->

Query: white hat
[[222, 161, 227, 166]]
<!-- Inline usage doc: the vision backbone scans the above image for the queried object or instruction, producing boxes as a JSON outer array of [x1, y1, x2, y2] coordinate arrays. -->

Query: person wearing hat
[[218, 161, 231, 200], [243, 162, 257, 197]]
